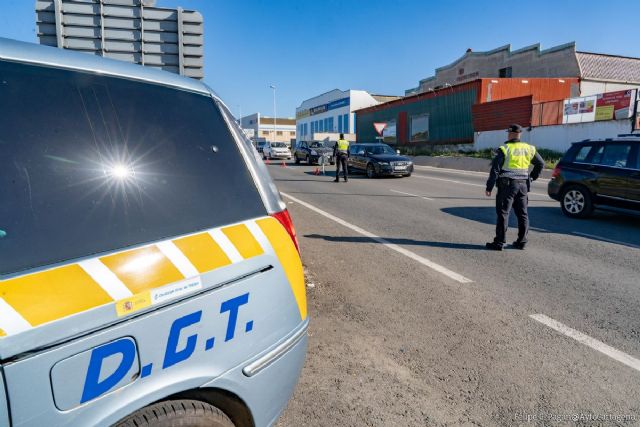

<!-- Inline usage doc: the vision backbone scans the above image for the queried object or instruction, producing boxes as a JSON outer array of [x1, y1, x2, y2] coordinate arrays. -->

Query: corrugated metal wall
[[356, 82, 480, 145], [531, 100, 564, 126], [35, 0, 204, 79], [472, 96, 533, 132], [479, 78, 578, 103]]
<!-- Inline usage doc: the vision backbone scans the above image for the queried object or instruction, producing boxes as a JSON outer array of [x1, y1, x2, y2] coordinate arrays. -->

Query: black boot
[[485, 242, 503, 251], [512, 241, 526, 250]]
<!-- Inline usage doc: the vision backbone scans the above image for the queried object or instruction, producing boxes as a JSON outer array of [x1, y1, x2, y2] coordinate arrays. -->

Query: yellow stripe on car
[[0, 329, 6, 337], [100, 245, 185, 294], [173, 233, 232, 274], [256, 217, 307, 320], [0, 264, 112, 327], [222, 224, 265, 259]]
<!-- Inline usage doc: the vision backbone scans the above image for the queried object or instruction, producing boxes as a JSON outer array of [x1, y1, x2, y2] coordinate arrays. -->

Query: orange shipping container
[[477, 78, 579, 104]]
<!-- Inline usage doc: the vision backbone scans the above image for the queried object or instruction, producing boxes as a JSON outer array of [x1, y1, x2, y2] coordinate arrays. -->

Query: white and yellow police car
[[0, 37, 307, 427]]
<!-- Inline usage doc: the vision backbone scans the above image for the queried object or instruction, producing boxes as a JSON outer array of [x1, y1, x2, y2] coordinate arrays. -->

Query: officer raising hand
[[485, 124, 544, 251]]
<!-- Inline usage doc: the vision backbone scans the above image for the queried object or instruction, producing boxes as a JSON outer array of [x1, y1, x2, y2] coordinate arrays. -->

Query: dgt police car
[[0, 37, 307, 427]]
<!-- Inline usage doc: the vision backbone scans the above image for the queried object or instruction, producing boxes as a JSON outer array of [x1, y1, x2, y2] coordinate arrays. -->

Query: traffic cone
[[281, 161, 287, 168], [314, 167, 320, 175], [265, 158, 270, 164]]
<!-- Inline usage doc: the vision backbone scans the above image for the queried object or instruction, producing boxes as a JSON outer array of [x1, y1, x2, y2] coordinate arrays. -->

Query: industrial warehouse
[[351, 42, 640, 151]]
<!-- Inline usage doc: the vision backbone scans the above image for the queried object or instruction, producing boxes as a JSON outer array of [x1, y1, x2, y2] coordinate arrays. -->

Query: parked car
[[347, 143, 414, 178], [256, 140, 267, 153], [263, 141, 292, 160], [548, 136, 640, 218], [293, 141, 335, 165], [0, 37, 307, 427]]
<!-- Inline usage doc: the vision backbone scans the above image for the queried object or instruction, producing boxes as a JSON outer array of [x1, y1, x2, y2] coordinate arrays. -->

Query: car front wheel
[[366, 163, 376, 178], [114, 399, 235, 427], [561, 185, 594, 218]]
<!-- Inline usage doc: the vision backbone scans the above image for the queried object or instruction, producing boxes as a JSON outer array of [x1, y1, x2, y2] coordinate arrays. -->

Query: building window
[[289, 131, 295, 136], [338, 115, 343, 133], [343, 114, 349, 133], [328, 117, 334, 132], [319, 120, 324, 132], [262, 131, 270, 136], [410, 113, 429, 142], [276, 131, 283, 136], [499, 67, 512, 78]]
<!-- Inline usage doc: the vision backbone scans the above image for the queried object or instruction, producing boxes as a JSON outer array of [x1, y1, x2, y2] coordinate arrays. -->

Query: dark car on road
[[548, 136, 640, 218], [348, 143, 414, 178], [294, 141, 335, 165]]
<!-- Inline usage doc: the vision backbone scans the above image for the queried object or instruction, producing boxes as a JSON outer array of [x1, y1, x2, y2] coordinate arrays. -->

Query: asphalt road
[[272, 161, 640, 427]]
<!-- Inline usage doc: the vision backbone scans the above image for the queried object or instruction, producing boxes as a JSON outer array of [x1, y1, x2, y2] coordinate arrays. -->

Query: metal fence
[[35, 0, 204, 79]]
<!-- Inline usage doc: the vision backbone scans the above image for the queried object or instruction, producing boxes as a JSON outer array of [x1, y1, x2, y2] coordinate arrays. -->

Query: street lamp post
[[270, 85, 277, 143]]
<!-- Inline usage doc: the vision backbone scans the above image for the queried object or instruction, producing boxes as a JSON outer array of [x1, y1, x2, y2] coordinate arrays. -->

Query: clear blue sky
[[2, 0, 639, 119]]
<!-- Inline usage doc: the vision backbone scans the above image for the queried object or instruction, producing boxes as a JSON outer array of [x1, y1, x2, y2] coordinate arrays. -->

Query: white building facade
[[295, 89, 397, 143], [240, 113, 296, 145]]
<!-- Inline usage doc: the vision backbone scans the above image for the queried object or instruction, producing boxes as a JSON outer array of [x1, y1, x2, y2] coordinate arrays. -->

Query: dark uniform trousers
[[494, 178, 529, 246], [335, 153, 348, 179]]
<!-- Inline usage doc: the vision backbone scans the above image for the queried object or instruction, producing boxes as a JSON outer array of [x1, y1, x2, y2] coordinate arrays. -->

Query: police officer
[[485, 124, 544, 250], [333, 133, 350, 182]]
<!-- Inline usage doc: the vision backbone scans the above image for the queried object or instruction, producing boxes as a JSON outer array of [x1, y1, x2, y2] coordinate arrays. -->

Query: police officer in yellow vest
[[485, 124, 544, 250], [333, 133, 350, 182]]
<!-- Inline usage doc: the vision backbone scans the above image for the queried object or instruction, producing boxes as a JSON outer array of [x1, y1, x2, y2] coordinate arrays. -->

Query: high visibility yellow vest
[[499, 141, 536, 176], [337, 139, 350, 152]]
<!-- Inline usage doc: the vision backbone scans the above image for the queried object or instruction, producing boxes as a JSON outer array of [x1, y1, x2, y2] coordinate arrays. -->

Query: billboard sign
[[563, 96, 596, 124], [595, 90, 636, 121]]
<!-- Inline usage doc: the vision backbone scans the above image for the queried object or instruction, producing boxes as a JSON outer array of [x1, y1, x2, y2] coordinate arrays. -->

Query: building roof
[[577, 52, 640, 83], [372, 94, 401, 103], [0, 37, 213, 96]]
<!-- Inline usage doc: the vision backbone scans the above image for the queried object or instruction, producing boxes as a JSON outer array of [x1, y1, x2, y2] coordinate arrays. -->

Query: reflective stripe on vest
[[499, 142, 536, 176], [337, 139, 349, 152]]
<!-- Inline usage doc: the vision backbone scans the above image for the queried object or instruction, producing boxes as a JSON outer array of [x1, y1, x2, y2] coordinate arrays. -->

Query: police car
[[0, 38, 307, 427]]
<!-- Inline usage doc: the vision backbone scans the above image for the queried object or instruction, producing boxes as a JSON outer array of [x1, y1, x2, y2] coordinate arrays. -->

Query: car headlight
[[377, 161, 389, 165], [310, 150, 317, 155]]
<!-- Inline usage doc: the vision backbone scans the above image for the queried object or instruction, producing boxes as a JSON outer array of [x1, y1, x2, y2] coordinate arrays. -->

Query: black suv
[[293, 141, 335, 165], [348, 143, 414, 178], [548, 136, 640, 218]]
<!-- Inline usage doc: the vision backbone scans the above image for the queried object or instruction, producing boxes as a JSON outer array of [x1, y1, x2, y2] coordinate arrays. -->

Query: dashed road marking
[[414, 165, 550, 183], [572, 232, 640, 250], [530, 314, 640, 372], [390, 189, 434, 201], [281, 192, 473, 284], [412, 174, 548, 197]]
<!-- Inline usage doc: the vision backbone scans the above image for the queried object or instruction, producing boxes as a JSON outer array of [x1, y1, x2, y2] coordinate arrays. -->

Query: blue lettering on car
[[80, 292, 252, 403]]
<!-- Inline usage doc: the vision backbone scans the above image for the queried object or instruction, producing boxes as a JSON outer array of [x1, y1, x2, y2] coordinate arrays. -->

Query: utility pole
[[270, 84, 277, 142]]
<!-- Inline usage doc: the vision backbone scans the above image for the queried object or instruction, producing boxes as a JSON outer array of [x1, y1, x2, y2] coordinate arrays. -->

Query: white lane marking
[[246, 220, 274, 253], [156, 241, 200, 278], [412, 174, 548, 197], [531, 314, 640, 372], [414, 164, 550, 183], [209, 229, 244, 263], [390, 189, 434, 201], [79, 258, 133, 300], [0, 298, 32, 335], [573, 232, 640, 250], [281, 192, 473, 284]]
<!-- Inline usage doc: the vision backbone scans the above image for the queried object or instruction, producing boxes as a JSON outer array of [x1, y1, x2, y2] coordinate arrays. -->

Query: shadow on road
[[441, 206, 640, 249], [304, 233, 487, 250]]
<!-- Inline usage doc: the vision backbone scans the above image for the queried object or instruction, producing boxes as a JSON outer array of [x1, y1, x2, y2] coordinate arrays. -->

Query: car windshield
[[273, 142, 287, 148], [258, 142, 266, 147], [366, 145, 396, 155], [310, 142, 326, 148]]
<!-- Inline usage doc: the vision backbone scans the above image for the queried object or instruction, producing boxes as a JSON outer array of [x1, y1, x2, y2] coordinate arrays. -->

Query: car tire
[[560, 185, 594, 218], [404, 173, 412, 177], [295, 155, 300, 164], [114, 399, 235, 427], [330, 162, 335, 165], [366, 163, 376, 179], [306, 155, 311, 165]]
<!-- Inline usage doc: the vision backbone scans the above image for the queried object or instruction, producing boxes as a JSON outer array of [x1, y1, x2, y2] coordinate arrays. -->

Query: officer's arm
[[486, 150, 503, 192], [530, 152, 545, 181]]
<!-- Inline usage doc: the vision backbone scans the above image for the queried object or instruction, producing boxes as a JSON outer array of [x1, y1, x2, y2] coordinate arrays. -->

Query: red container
[[478, 78, 578, 104], [472, 96, 533, 132]]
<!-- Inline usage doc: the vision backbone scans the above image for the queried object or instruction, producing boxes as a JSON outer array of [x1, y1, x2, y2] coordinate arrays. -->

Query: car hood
[[369, 154, 412, 162]]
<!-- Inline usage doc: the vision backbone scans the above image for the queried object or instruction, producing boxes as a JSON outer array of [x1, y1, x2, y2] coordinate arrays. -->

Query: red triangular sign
[[373, 122, 387, 135]]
